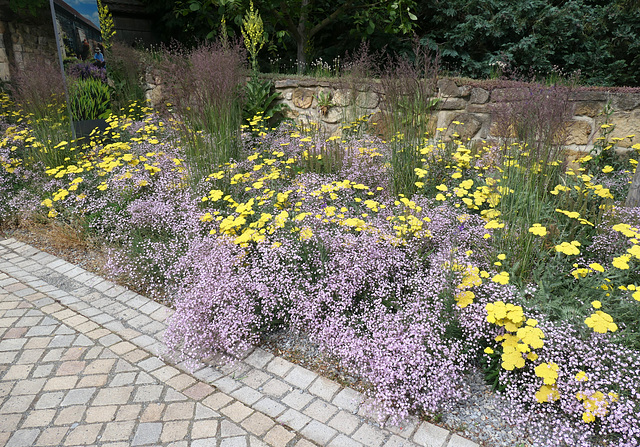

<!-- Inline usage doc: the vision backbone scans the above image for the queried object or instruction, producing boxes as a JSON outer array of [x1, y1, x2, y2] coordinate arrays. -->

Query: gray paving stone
[[220, 436, 248, 447], [446, 434, 478, 447], [261, 378, 292, 398], [284, 365, 318, 389], [328, 434, 364, 447], [253, 397, 286, 418], [332, 388, 363, 413], [327, 410, 362, 435], [277, 408, 312, 431], [5, 428, 40, 447], [303, 399, 339, 423], [244, 348, 274, 369], [301, 419, 338, 445], [352, 423, 387, 447], [231, 386, 264, 406], [60, 387, 96, 406], [282, 389, 315, 410], [266, 357, 295, 377], [308, 376, 342, 401], [132, 422, 163, 445], [383, 434, 418, 447], [220, 420, 248, 437], [413, 422, 449, 447]]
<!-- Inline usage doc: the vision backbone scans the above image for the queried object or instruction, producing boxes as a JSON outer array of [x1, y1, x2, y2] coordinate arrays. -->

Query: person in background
[[94, 47, 105, 68], [80, 39, 90, 60]]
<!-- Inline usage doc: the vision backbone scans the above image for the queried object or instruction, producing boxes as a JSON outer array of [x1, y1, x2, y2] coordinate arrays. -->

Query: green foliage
[[160, 0, 419, 73], [68, 78, 111, 121], [242, 76, 289, 128], [106, 43, 147, 116], [418, 0, 640, 86], [8, 0, 47, 16]]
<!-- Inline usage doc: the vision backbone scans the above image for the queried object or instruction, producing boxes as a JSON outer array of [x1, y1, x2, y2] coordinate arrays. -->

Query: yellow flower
[[575, 371, 589, 382], [484, 347, 494, 354], [491, 271, 510, 285], [501, 346, 526, 370], [585, 311, 618, 333], [555, 241, 581, 256], [627, 244, 640, 260], [299, 227, 313, 241], [602, 165, 614, 173], [633, 290, 640, 301], [528, 223, 547, 237], [591, 300, 602, 309], [455, 290, 475, 308], [589, 263, 605, 273], [485, 220, 505, 229], [534, 362, 559, 385], [535, 384, 560, 403], [516, 325, 545, 349], [612, 255, 630, 270]]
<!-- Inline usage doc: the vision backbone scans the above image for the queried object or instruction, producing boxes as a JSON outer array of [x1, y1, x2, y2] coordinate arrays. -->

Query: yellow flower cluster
[[486, 302, 545, 371], [576, 390, 618, 423], [534, 362, 560, 403], [555, 240, 581, 256], [453, 263, 483, 308]]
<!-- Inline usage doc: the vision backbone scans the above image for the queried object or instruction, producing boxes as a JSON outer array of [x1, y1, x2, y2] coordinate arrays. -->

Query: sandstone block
[[355, 91, 379, 109], [439, 97, 467, 110], [573, 101, 604, 117], [292, 88, 314, 109], [470, 88, 489, 104], [490, 87, 530, 102], [612, 94, 640, 111], [566, 120, 593, 145], [437, 78, 460, 97], [599, 110, 640, 147], [445, 113, 482, 140]]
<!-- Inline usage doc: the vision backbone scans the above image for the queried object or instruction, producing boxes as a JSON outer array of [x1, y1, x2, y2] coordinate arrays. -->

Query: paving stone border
[[0, 238, 479, 447]]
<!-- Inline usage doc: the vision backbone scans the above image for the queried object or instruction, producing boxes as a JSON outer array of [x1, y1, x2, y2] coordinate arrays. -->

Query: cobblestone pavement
[[0, 238, 479, 447]]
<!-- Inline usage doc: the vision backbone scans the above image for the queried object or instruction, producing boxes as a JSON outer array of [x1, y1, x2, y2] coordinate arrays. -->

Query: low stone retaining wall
[[272, 78, 640, 152]]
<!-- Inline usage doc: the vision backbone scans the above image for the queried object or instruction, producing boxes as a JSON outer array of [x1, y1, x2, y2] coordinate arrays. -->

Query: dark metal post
[[49, 0, 76, 140]]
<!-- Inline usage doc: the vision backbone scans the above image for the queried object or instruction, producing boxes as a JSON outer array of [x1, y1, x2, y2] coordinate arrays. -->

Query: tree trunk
[[296, 38, 306, 74], [625, 164, 640, 207], [295, 0, 309, 74]]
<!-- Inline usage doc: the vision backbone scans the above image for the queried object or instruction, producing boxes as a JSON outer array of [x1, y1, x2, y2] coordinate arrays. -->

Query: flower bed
[[1, 87, 639, 446]]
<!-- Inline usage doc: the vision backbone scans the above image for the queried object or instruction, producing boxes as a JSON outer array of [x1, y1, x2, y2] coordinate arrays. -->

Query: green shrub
[[68, 78, 111, 121]]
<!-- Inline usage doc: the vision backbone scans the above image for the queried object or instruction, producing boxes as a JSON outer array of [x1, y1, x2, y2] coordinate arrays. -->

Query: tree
[[8, 0, 47, 16], [173, 0, 419, 72], [417, 0, 640, 86]]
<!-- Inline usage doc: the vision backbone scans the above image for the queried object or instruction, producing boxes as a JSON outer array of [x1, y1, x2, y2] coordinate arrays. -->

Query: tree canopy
[[141, 0, 640, 86]]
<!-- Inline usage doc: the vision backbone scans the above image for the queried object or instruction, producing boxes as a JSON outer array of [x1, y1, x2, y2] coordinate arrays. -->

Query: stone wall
[[0, 1, 58, 83], [272, 78, 640, 152]]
